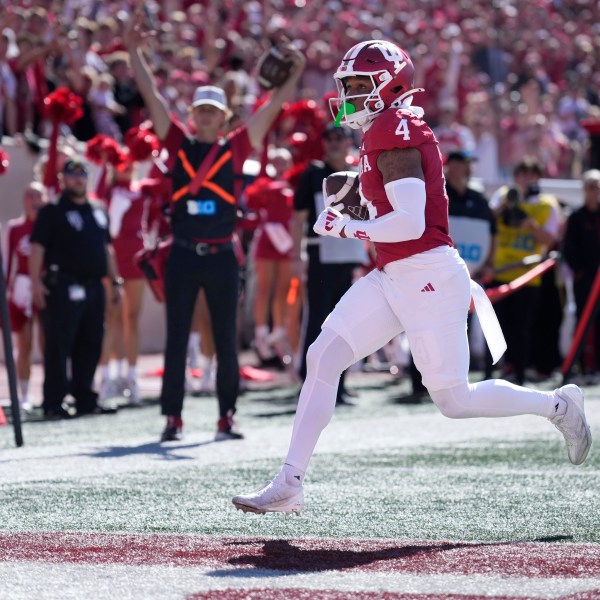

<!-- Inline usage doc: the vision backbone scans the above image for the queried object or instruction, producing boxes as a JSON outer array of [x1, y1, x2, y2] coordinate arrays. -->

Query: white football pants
[[285, 246, 556, 473]]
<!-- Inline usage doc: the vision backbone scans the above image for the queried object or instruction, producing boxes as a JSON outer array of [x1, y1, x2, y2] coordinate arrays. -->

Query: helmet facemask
[[330, 71, 392, 130]]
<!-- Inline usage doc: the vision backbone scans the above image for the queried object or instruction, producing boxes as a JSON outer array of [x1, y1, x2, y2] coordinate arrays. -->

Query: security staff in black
[[29, 159, 122, 420], [126, 15, 305, 442]]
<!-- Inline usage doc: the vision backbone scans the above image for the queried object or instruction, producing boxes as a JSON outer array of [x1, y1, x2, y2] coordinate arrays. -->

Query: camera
[[501, 187, 528, 227], [525, 182, 540, 198]]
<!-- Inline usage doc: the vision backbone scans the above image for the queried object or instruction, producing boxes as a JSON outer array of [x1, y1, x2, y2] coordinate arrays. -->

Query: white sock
[[108, 359, 119, 379], [18, 379, 29, 399], [255, 324, 269, 340], [282, 463, 305, 485], [199, 354, 212, 370], [553, 396, 567, 417], [100, 365, 110, 380], [118, 359, 128, 378], [269, 326, 287, 341], [200, 356, 214, 388], [128, 365, 137, 381], [188, 332, 200, 352], [285, 329, 355, 473]]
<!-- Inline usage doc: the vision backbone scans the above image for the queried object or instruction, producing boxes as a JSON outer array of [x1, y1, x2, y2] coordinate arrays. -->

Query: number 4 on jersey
[[395, 118, 410, 140]]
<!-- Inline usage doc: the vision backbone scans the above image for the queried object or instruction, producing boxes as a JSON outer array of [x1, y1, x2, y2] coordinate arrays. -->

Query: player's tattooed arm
[[343, 146, 426, 241], [377, 148, 424, 185]]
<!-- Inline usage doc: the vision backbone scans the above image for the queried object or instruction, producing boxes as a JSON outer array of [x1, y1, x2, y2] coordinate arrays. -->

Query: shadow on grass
[[253, 409, 298, 418], [0, 440, 215, 464], [81, 440, 215, 460], [207, 535, 573, 577]]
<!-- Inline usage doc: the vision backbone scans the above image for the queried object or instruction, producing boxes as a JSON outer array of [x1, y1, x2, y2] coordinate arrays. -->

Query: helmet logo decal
[[376, 42, 407, 74]]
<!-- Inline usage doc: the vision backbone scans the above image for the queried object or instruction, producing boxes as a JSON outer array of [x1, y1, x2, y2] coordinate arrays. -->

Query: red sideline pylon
[[0, 406, 7, 426]]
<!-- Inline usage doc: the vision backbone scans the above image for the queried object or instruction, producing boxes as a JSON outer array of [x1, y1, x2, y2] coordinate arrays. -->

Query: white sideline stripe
[[1, 562, 599, 600]]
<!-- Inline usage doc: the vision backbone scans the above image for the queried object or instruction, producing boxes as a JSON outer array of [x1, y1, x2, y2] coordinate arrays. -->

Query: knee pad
[[429, 382, 473, 419]]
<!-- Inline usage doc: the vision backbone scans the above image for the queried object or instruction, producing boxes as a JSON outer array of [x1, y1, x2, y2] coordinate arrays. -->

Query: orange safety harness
[[172, 144, 235, 205]]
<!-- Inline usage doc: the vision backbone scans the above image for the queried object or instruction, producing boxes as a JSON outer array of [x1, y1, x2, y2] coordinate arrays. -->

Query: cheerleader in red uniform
[[3, 182, 48, 410], [96, 154, 164, 404], [246, 148, 295, 362]]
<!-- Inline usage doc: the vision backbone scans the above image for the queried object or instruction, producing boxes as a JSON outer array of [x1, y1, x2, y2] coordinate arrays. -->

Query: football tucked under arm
[[342, 178, 426, 242], [322, 171, 370, 221]]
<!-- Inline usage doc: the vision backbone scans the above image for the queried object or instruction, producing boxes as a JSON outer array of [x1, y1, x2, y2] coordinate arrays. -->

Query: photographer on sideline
[[487, 158, 561, 384]]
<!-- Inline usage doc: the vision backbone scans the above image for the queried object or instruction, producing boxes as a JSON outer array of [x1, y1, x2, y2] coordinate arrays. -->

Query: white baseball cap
[[191, 85, 230, 114]]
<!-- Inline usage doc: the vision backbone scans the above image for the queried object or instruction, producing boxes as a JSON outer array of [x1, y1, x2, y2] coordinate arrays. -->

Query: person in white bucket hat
[[125, 8, 305, 443], [191, 86, 232, 116]]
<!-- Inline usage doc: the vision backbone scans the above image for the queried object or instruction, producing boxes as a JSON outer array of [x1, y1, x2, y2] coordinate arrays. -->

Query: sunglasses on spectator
[[323, 135, 346, 142], [65, 170, 88, 178]]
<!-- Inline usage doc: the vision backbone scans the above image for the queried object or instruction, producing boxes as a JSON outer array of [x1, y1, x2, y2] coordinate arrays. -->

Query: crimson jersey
[[106, 179, 164, 279], [246, 179, 294, 224], [4, 216, 36, 331], [4, 217, 34, 284], [246, 178, 294, 260], [358, 108, 453, 269]]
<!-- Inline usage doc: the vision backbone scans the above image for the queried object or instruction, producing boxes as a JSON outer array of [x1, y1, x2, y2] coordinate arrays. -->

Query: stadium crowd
[[0, 0, 598, 177], [1, 0, 599, 427]]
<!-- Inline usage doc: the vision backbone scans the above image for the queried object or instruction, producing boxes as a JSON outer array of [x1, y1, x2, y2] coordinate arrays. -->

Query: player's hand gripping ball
[[313, 206, 350, 238], [257, 46, 294, 90], [322, 171, 369, 221]]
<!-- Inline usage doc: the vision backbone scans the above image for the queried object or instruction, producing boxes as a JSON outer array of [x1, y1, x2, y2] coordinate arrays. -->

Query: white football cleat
[[551, 384, 592, 465], [19, 395, 33, 413], [232, 472, 304, 515], [99, 377, 121, 402], [126, 377, 142, 406]]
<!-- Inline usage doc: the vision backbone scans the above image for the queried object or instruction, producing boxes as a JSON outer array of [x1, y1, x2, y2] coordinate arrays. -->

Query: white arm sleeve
[[343, 178, 426, 243]]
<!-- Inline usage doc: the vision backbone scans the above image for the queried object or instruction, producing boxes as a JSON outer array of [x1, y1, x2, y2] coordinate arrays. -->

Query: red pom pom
[[124, 126, 159, 162], [245, 176, 275, 199], [284, 99, 325, 133], [105, 145, 125, 167], [42, 87, 84, 124], [86, 135, 108, 163], [85, 135, 124, 165], [0, 150, 9, 175], [286, 99, 322, 120], [115, 154, 134, 172], [283, 162, 308, 188]]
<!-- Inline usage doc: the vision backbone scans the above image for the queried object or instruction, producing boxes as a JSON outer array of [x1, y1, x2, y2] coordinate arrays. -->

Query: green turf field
[[1, 371, 598, 543]]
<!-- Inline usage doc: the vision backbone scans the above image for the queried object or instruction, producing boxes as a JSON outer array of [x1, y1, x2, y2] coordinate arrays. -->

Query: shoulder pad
[[365, 108, 435, 153]]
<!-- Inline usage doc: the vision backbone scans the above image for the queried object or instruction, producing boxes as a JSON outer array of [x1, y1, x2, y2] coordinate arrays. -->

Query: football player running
[[232, 40, 592, 515]]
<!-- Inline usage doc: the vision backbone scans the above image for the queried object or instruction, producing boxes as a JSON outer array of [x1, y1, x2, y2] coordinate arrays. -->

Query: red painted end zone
[[188, 592, 519, 600], [188, 593, 600, 600], [1, 532, 599, 580]]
